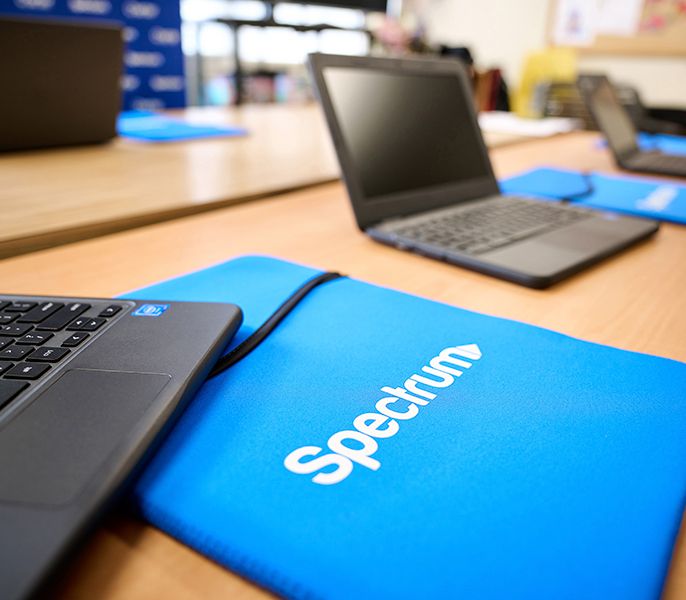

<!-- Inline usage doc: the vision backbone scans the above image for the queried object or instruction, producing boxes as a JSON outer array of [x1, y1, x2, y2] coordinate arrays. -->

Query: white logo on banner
[[123, 1, 160, 19], [14, 0, 55, 10], [123, 26, 139, 43], [132, 98, 165, 110], [125, 51, 165, 68], [149, 75, 184, 92], [149, 26, 180, 45], [67, 0, 112, 14], [284, 344, 484, 485], [120, 74, 140, 91]]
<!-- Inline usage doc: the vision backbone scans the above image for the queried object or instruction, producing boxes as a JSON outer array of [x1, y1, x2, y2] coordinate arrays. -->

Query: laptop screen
[[322, 67, 493, 200], [590, 79, 638, 157]]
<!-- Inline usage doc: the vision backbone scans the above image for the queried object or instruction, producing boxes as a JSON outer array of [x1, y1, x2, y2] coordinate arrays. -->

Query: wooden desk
[[1, 132, 684, 599], [0, 104, 339, 260], [0, 103, 537, 260]]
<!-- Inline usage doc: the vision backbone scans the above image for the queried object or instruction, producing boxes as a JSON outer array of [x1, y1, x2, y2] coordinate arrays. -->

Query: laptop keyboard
[[388, 197, 593, 255], [0, 297, 128, 412], [629, 152, 686, 171]]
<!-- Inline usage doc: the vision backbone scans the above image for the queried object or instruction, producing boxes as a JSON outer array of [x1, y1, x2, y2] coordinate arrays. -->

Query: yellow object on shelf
[[513, 47, 577, 118]]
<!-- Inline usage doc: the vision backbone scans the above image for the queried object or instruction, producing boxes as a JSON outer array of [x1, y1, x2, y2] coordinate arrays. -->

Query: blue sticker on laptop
[[132, 304, 169, 317]]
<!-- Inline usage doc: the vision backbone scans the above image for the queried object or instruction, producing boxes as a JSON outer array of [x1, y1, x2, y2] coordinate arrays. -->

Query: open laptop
[[578, 74, 686, 178], [0, 294, 242, 599], [309, 53, 658, 288], [0, 17, 122, 152]]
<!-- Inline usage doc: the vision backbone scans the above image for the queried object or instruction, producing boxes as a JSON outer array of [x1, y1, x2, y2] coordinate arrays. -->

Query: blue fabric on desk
[[125, 256, 686, 599], [637, 132, 686, 155], [117, 110, 247, 142], [501, 167, 686, 224], [595, 133, 686, 155]]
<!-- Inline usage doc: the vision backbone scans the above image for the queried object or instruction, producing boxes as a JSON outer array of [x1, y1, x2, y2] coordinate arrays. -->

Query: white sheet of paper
[[595, 0, 643, 36], [478, 112, 581, 138], [552, 0, 599, 46]]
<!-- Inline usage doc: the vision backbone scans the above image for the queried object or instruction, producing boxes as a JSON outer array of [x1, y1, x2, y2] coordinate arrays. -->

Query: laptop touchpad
[[483, 219, 623, 277], [0, 369, 170, 506]]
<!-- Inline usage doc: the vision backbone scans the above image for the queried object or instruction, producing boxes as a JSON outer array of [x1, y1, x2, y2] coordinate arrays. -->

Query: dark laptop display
[[579, 74, 686, 178], [322, 68, 492, 199], [310, 53, 658, 288], [587, 78, 639, 158]]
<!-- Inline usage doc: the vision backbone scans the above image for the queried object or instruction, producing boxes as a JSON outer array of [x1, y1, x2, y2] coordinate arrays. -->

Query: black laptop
[[0, 295, 242, 599], [578, 74, 686, 178], [0, 17, 122, 152], [309, 53, 659, 288]]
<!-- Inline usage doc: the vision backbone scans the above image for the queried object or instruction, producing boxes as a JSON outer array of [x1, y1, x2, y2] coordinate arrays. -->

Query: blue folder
[[501, 167, 686, 225], [117, 110, 247, 142], [636, 133, 686, 156], [125, 256, 686, 599], [596, 133, 686, 156]]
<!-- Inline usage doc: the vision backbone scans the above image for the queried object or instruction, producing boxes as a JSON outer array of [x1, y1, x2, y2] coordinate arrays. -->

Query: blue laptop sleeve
[[501, 167, 686, 224], [125, 256, 686, 599], [637, 132, 686, 155], [117, 111, 247, 142], [596, 133, 686, 156]]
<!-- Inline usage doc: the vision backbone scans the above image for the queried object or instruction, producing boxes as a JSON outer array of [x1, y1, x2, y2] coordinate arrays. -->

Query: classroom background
[[2, 0, 685, 110]]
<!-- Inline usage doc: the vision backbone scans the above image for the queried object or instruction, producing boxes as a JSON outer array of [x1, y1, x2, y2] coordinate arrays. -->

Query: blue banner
[[0, 0, 185, 109]]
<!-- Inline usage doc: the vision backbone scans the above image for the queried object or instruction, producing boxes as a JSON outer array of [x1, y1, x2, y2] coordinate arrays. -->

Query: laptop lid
[[578, 75, 639, 162], [309, 53, 499, 230], [0, 17, 123, 152]]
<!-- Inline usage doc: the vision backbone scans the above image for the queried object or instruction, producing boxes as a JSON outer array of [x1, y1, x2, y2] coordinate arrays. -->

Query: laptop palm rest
[[0, 369, 170, 506], [481, 217, 655, 279]]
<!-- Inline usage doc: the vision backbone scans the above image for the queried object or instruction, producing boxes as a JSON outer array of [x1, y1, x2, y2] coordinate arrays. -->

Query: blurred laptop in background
[[0, 18, 122, 152], [309, 53, 658, 289], [578, 74, 686, 178]]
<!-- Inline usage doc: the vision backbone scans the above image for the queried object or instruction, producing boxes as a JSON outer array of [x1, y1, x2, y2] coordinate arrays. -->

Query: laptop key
[[0, 339, 12, 351], [0, 346, 34, 360], [66, 316, 89, 330], [0, 314, 18, 325], [17, 302, 64, 324], [68, 317, 106, 332], [62, 332, 90, 347], [4, 363, 51, 380], [99, 305, 122, 317], [5, 302, 37, 313], [36, 303, 90, 331], [0, 324, 33, 337], [16, 332, 53, 346], [0, 361, 14, 376], [27, 347, 69, 363], [0, 380, 28, 410]]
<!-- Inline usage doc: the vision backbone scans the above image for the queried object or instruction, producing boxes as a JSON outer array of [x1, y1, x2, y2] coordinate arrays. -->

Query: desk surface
[[0, 104, 340, 259], [1, 131, 685, 599], [1, 104, 534, 260]]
